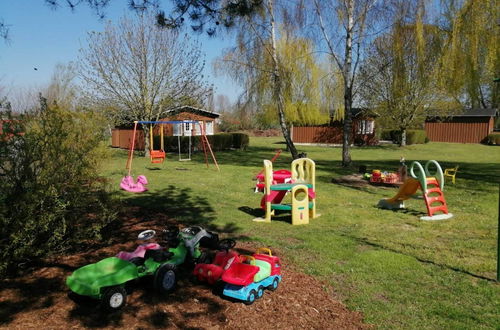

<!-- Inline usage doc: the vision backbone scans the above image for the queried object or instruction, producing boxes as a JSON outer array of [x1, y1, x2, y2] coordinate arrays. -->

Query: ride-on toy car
[[193, 239, 241, 284], [221, 248, 282, 305], [66, 226, 218, 310]]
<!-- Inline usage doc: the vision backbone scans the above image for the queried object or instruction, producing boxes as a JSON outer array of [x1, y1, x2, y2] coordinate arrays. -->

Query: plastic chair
[[444, 165, 459, 184]]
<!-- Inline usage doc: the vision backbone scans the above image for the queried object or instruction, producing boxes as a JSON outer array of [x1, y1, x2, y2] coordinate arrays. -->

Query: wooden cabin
[[425, 108, 498, 143], [111, 106, 220, 149]]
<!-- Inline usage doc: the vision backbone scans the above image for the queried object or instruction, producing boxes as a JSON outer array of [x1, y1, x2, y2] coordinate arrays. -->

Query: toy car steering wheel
[[218, 239, 236, 251], [137, 230, 156, 240]]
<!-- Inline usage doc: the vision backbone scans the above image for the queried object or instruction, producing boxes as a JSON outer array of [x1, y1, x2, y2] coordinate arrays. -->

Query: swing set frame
[[125, 120, 219, 177]]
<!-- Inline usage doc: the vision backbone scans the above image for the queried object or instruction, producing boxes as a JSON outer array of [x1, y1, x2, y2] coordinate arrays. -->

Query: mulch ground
[[0, 208, 370, 329]]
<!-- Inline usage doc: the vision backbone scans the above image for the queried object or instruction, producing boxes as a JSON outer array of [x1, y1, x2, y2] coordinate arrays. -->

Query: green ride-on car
[[66, 226, 218, 310]]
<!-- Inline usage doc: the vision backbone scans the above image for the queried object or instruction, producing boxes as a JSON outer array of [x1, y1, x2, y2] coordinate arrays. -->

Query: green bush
[[486, 133, 500, 145], [209, 133, 233, 151], [406, 130, 428, 144], [231, 132, 250, 150], [160, 133, 238, 153], [383, 129, 428, 145], [380, 129, 393, 141], [0, 104, 116, 276]]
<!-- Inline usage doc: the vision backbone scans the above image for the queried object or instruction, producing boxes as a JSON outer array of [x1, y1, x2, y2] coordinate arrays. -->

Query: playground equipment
[[254, 158, 318, 225], [120, 175, 148, 193], [221, 248, 281, 305], [444, 165, 459, 184], [121, 120, 220, 192], [149, 123, 166, 164], [254, 150, 292, 192], [377, 160, 453, 221]]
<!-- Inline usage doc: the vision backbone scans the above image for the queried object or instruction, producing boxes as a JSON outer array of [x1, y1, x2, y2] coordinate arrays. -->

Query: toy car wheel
[[244, 289, 257, 305], [155, 264, 177, 294], [102, 286, 127, 310], [268, 277, 279, 291], [257, 285, 264, 298]]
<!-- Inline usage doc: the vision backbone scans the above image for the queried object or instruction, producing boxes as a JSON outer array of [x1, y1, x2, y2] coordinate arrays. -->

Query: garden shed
[[291, 108, 378, 146], [111, 106, 220, 149], [425, 108, 498, 143]]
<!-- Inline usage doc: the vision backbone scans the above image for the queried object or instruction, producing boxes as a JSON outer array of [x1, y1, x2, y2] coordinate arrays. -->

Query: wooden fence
[[424, 117, 494, 143], [111, 129, 145, 149], [292, 125, 377, 145]]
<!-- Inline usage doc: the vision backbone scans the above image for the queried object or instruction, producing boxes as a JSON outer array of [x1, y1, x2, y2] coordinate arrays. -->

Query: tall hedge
[[155, 132, 250, 152], [231, 133, 250, 150]]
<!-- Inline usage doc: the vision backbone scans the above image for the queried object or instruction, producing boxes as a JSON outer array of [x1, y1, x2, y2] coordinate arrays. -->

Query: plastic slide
[[377, 178, 420, 209]]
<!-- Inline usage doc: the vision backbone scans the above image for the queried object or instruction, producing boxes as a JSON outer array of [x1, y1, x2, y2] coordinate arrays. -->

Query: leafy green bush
[[0, 104, 116, 276], [383, 129, 428, 145], [231, 133, 250, 150], [160, 133, 237, 153], [208, 133, 233, 151], [406, 130, 428, 144], [486, 133, 500, 145], [380, 129, 393, 141]]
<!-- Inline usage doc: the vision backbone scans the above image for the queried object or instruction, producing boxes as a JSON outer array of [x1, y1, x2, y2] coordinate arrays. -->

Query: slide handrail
[[425, 160, 444, 191], [409, 160, 445, 193], [410, 161, 427, 193]]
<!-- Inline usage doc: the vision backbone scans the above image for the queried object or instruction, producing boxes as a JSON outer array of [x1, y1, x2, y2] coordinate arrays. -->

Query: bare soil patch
[[331, 174, 370, 188], [0, 208, 370, 329]]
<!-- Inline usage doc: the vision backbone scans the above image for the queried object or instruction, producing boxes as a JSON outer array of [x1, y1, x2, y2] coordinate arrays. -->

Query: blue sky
[[0, 1, 240, 103]]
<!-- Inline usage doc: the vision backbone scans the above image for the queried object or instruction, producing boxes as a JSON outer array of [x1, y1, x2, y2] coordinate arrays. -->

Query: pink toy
[[120, 175, 148, 193], [116, 243, 160, 261]]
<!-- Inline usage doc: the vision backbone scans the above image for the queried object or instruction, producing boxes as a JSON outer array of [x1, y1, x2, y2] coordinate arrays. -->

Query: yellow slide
[[378, 178, 421, 209]]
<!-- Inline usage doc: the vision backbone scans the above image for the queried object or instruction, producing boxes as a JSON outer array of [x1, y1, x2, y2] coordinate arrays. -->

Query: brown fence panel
[[292, 125, 377, 145], [111, 129, 120, 147], [117, 129, 145, 150], [292, 126, 344, 144], [425, 117, 491, 143]]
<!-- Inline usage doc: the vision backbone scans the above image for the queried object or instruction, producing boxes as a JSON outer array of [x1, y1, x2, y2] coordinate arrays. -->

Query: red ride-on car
[[193, 239, 241, 285]]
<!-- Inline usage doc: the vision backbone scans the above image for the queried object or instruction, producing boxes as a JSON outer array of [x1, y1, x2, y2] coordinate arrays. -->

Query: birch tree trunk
[[268, 0, 299, 159], [341, 0, 354, 167]]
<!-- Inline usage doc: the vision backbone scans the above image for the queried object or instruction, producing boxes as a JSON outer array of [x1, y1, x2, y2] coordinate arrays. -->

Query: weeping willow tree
[[360, 3, 446, 146], [216, 29, 330, 132], [256, 32, 330, 126], [439, 0, 499, 109]]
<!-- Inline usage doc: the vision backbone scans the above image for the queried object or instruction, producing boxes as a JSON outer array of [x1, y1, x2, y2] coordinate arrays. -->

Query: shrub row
[[486, 133, 500, 145], [153, 132, 250, 152], [380, 129, 429, 145]]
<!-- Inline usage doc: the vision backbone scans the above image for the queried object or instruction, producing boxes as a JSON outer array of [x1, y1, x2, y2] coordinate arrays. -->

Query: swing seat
[[150, 150, 165, 164]]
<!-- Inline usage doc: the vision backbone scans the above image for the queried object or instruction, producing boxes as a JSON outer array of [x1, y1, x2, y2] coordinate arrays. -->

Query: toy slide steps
[[421, 177, 452, 221]]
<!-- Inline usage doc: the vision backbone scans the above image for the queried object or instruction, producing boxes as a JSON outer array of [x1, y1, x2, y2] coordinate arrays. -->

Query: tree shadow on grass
[[238, 206, 294, 224]]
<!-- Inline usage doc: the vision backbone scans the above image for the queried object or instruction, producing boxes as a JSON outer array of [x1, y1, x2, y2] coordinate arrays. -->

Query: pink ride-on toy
[[193, 239, 240, 285], [120, 175, 148, 193], [116, 230, 160, 263]]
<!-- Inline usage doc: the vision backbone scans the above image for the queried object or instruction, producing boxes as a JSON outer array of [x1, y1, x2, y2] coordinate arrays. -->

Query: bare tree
[[79, 13, 210, 154], [45, 62, 79, 109], [312, 0, 385, 166]]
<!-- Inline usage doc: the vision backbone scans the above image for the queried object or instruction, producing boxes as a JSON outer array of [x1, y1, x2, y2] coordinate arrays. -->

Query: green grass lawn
[[101, 138, 500, 329]]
